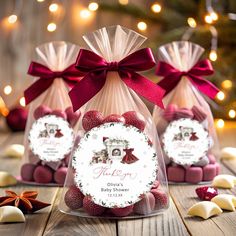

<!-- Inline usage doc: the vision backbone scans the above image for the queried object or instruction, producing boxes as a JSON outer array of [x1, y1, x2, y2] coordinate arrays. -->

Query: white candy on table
[[221, 147, 236, 160], [3, 144, 24, 158], [211, 194, 236, 211], [0, 171, 17, 187], [187, 201, 222, 220], [0, 206, 25, 223], [212, 174, 236, 189]]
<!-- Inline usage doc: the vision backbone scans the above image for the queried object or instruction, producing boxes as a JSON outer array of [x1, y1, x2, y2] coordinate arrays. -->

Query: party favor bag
[[59, 25, 169, 218], [153, 41, 220, 184], [20, 41, 83, 186]]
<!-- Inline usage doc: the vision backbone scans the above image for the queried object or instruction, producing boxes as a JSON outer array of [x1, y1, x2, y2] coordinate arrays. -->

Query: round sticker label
[[29, 115, 74, 162], [72, 122, 158, 208], [162, 118, 211, 166]]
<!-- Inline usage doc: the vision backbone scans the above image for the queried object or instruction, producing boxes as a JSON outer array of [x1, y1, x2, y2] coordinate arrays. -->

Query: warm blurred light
[[88, 2, 99, 11], [205, 14, 213, 24], [47, 22, 57, 32], [80, 9, 91, 19], [209, 50, 217, 61], [137, 21, 147, 31], [8, 15, 17, 24], [19, 97, 26, 107], [229, 109, 236, 119], [221, 80, 233, 90], [210, 12, 218, 21], [1, 107, 9, 117], [216, 119, 225, 128], [119, 0, 129, 5], [187, 17, 197, 28], [4, 85, 12, 95], [37, 0, 45, 2], [151, 3, 161, 13], [216, 91, 225, 101], [49, 3, 59, 12]]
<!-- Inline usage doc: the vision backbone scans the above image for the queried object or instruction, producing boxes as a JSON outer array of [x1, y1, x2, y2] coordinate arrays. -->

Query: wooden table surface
[[0, 122, 236, 236]]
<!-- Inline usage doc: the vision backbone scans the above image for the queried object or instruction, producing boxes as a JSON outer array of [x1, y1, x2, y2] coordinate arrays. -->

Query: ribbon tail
[[69, 72, 106, 112], [24, 78, 54, 105], [120, 71, 165, 109], [189, 76, 220, 99]]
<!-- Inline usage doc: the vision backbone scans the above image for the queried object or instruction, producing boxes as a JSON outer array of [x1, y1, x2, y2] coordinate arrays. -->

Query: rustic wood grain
[[117, 198, 189, 236], [43, 189, 117, 236], [169, 164, 236, 236]]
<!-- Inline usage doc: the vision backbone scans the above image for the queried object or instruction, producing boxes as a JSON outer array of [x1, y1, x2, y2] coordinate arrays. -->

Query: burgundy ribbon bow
[[69, 48, 165, 111], [24, 62, 84, 105], [156, 59, 219, 99]]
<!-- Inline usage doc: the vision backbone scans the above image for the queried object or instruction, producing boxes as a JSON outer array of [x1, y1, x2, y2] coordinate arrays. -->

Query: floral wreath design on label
[[28, 115, 74, 162], [162, 118, 212, 166], [72, 122, 158, 208]]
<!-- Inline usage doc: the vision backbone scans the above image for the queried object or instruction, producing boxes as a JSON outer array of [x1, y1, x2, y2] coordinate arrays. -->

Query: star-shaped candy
[[211, 194, 236, 211], [212, 174, 236, 189], [0, 190, 50, 213]]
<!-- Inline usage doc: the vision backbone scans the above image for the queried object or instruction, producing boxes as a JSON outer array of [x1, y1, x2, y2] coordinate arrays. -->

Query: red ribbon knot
[[69, 48, 165, 111]]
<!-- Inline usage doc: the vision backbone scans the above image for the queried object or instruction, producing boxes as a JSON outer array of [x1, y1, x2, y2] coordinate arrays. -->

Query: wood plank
[[169, 164, 236, 236], [0, 186, 59, 236], [117, 197, 189, 236], [43, 188, 117, 236]]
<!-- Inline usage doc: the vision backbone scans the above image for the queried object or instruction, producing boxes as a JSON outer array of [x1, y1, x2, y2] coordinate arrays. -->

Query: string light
[[187, 17, 197, 28], [49, 3, 59, 12], [119, 0, 129, 5], [47, 22, 57, 32], [209, 50, 217, 61], [221, 80, 233, 90], [88, 2, 99, 11], [210, 12, 218, 21], [19, 97, 26, 107], [229, 109, 236, 119], [80, 9, 91, 19], [216, 119, 225, 128], [137, 21, 147, 31], [216, 91, 225, 101], [8, 15, 18, 24], [151, 3, 161, 13], [205, 14, 213, 24], [37, 0, 45, 2], [3, 85, 12, 95]]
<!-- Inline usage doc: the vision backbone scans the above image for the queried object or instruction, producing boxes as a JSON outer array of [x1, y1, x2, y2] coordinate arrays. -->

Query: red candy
[[203, 164, 217, 181], [34, 105, 52, 119], [195, 186, 218, 201], [163, 104, 178, 122], [103, 114, 125, 124], [167, 166, 185, 182], [51, 110, 67, 120], [54, 167, 67, 185], [83, 196, 106, 216], [122, 111, 146, 131], [133, 192, 155, 215], [33, 165, 53, 183], [64, 186, 84, 210], [150, 189, 168, 210], [21, 163, 36, 181], [82, 110, 103, 132], [192, 105, 207, 122], [185, 167, 203, 184], [111, 205, 133, 217], [65, 106, 81, 127], [175, 108, 194, 119]]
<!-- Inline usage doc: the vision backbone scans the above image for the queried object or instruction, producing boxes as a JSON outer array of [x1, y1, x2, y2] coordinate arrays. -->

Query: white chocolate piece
[[221, 147, 236, 160], [0, 171, 17, 187], [3, 144, 24, 158], [211, 194, 236, 211], [187, 201, 222, 219], [0, 206, 25, 223], [212, 174, 236, 189]]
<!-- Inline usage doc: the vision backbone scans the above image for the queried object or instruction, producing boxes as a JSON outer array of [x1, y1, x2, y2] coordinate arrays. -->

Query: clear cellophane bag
[[153, 41, 220, 184], [59, 26, 169, 218], [20, 41, 81, 186]]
